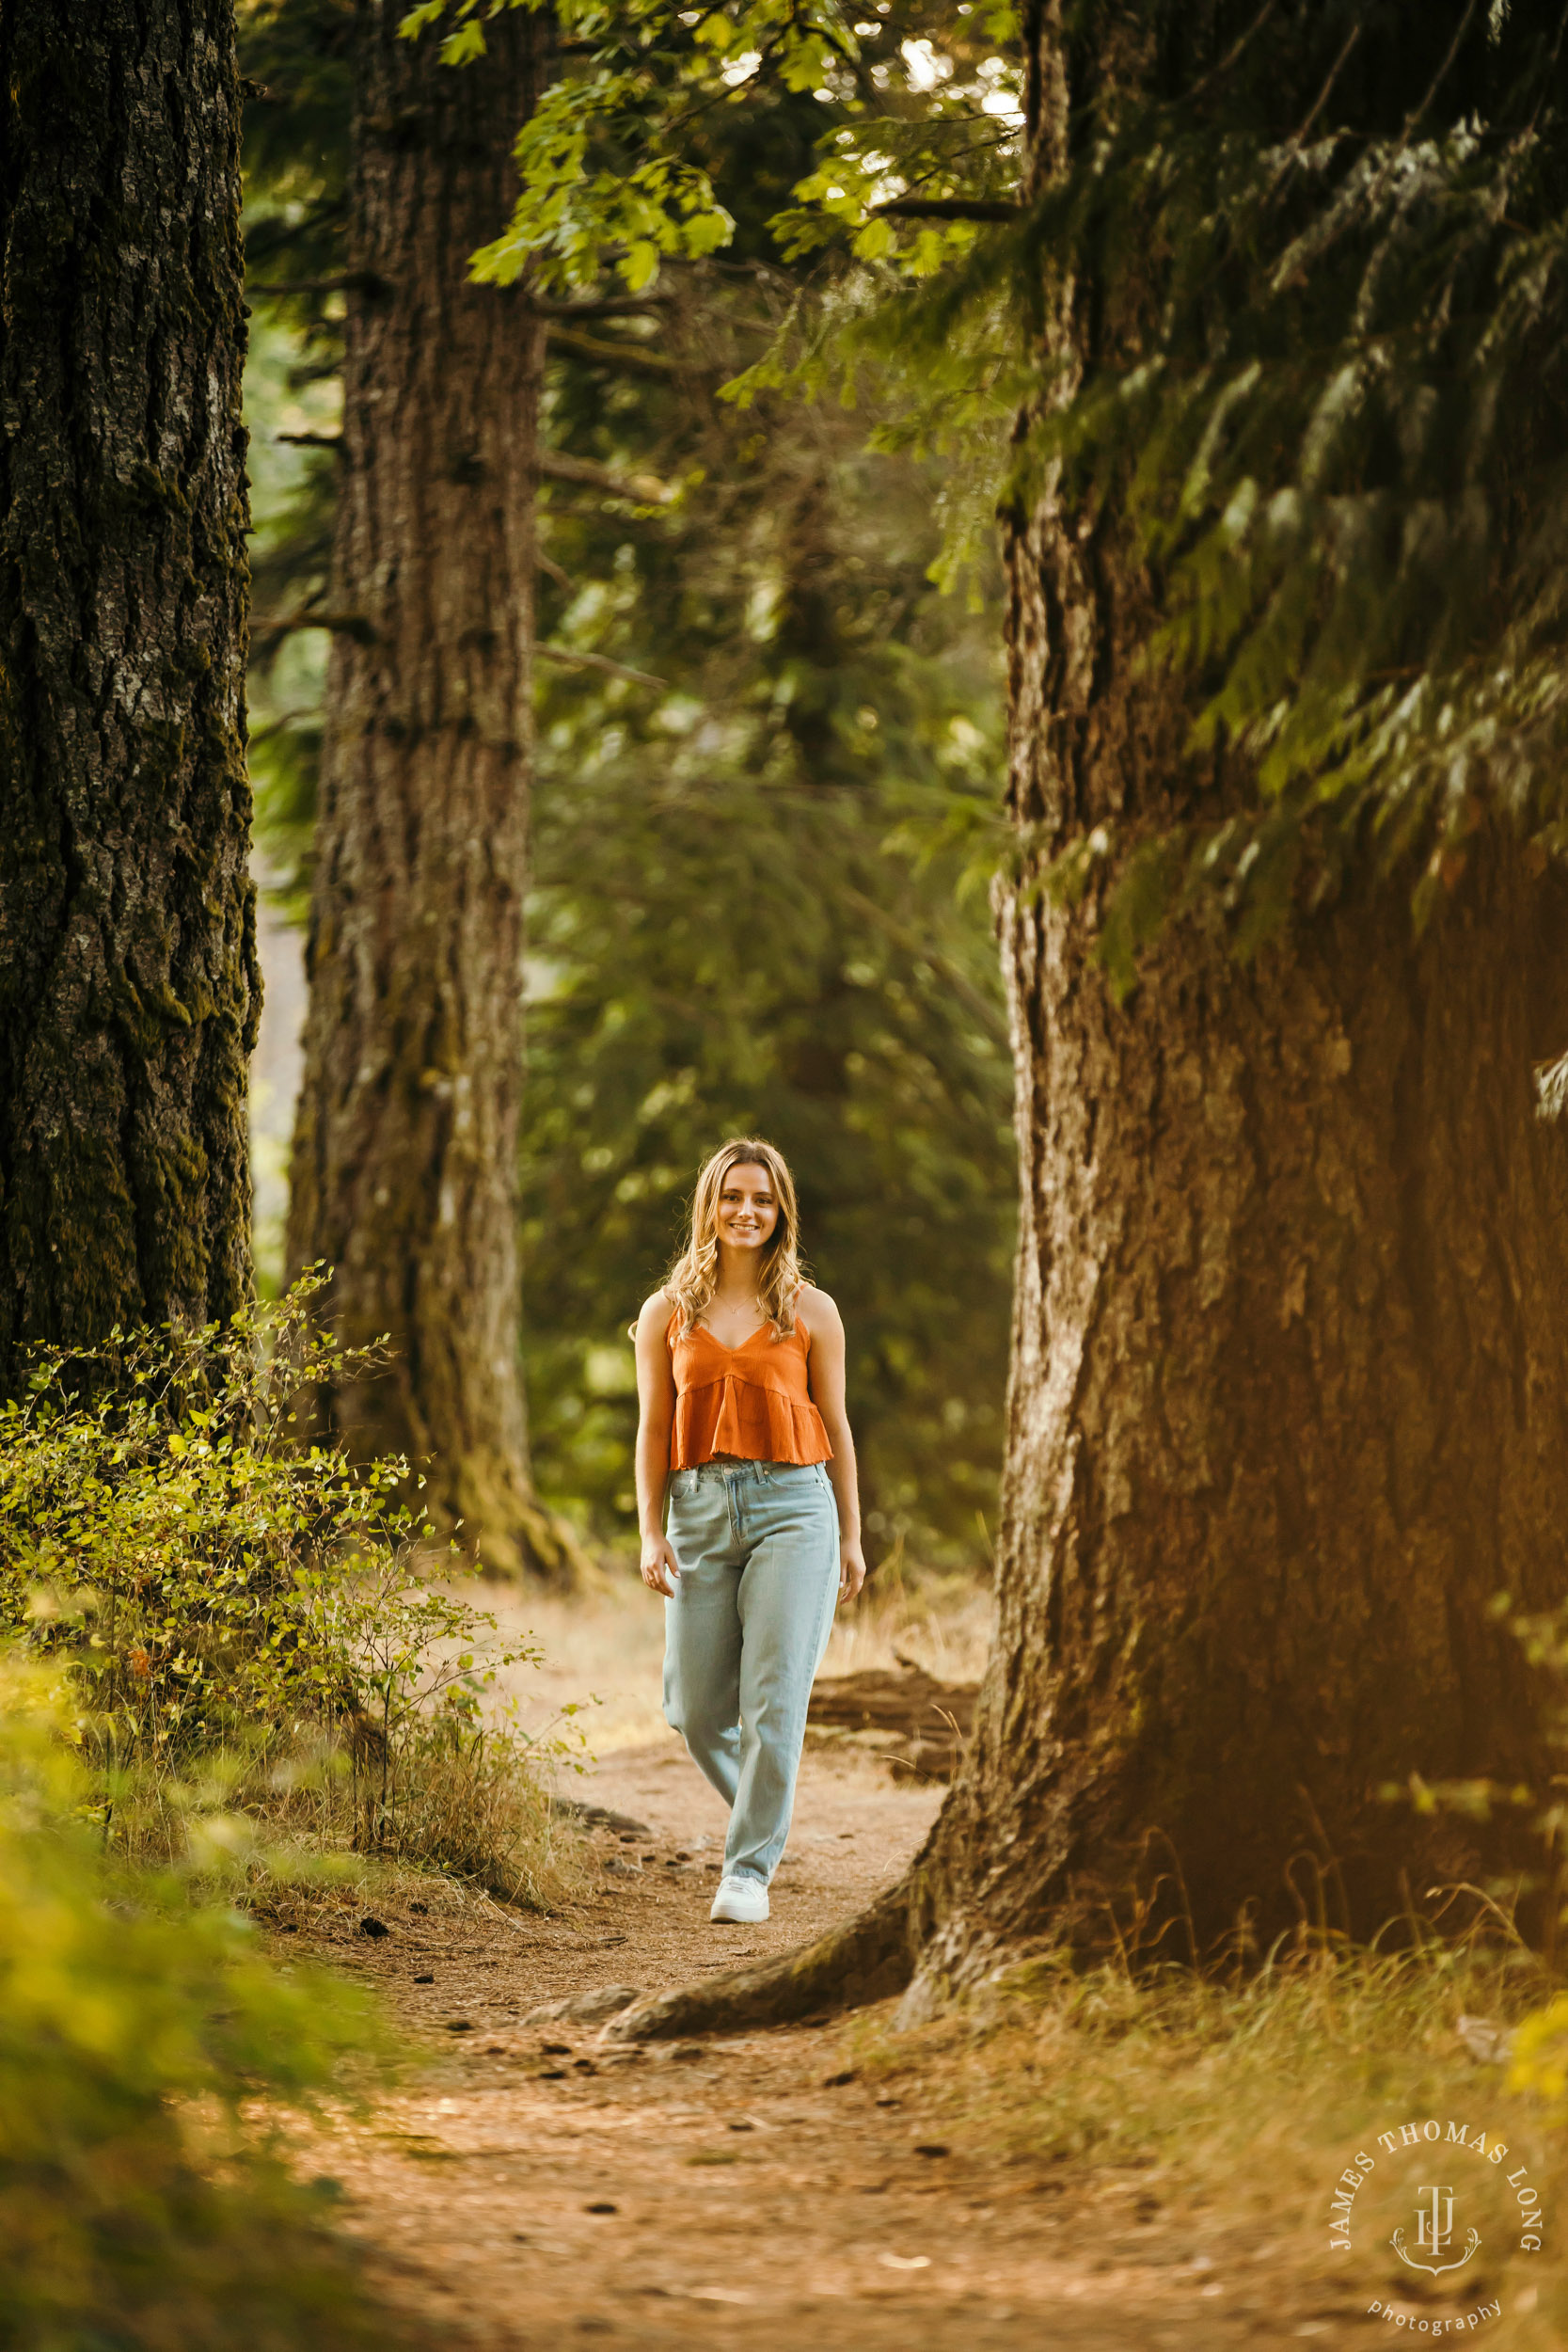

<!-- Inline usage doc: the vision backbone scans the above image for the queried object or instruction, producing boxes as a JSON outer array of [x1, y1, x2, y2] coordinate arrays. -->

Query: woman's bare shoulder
[[635, 1287, 676, 1340], [795, 1283, 842, 1337]]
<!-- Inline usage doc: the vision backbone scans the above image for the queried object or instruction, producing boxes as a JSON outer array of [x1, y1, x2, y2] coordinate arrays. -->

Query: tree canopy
[[402, 0, 1568, 1012]]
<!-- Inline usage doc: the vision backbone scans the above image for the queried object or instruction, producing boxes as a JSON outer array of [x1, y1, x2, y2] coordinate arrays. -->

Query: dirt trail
[[279, 1597, 1370, 2348]]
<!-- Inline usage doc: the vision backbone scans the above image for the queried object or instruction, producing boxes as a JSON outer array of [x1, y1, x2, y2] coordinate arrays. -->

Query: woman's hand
[[641, 1534, 680, 1596], [839, 1535, 867, 1604]]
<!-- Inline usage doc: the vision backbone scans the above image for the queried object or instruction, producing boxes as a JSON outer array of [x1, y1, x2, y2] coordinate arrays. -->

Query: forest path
[[278, 1594, 1369, 2350]]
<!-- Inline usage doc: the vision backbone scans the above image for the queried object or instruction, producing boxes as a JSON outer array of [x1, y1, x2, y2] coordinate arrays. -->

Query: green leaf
[[622, 239, 660, 292], [438, 20, 486, 64]]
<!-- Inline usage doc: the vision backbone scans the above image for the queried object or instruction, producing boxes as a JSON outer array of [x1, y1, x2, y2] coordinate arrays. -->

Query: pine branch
[[537, 452, 673, 503], [536, 644, 666, 689], [249, 271, 390, 299], [1401, 0, 1481, 147], [252, 609, 377, 645], [276, 433, 344, 452], [873, 198, 1020, 223], [1186, 0, 1281, 104], [545, 325, 681, 377], [1290, 24, 1361, 151]]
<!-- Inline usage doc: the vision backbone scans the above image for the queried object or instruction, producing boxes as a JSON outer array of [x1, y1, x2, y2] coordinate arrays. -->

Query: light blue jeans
[[663, 1458, 841, 1886]]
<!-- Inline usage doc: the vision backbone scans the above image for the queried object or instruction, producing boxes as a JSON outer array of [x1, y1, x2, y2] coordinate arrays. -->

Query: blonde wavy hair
[[664, 1137, 805, 1340]]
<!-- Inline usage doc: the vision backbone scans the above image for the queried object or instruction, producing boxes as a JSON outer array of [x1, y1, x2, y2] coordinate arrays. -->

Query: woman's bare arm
[[633, 1292, 680, 1595], [800, 1288, 866, 1602]]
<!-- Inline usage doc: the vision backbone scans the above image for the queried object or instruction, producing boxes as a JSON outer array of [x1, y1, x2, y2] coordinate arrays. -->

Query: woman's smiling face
[[716, 1162, 779, 1256]]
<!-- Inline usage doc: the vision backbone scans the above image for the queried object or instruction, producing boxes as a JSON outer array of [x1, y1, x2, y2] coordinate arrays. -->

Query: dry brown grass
[[846, 1943, 1568, 2342], [95, 1713, 589, 1924], [819, 1549, 992, 1683]]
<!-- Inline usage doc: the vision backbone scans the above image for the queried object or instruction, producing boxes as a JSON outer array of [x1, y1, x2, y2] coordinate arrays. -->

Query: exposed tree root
[[601, 1873, 933, 2042]]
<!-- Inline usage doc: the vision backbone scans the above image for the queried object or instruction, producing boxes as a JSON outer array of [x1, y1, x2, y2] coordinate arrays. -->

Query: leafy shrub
[[0, 1278, 567, 1897], [281, 1540, 567, 1900], [0, 1658, 410, 2352], [0, 1276, 403, 1746]]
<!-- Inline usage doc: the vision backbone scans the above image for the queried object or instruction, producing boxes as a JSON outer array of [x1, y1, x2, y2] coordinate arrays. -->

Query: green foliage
[[0, 1278, 405, 1755], [986, 6, 1568, 972], [241, 16, 1018, 1560], [294, 1537, 569, 1900], [400, 0, 863, 290], [399, 0, 1024, 290], [525, 313, 1014, 1551], [513, 41, 1015, 1552], [0, 1277, 562, 1894], [423, 1, 1568, 988], [471, 66, 737, 292], [1511, 1992, 1568, 2114], [802, 6, 1568, 972], [0, 1659, 404, 2352], [398, 3, 1028, 595]]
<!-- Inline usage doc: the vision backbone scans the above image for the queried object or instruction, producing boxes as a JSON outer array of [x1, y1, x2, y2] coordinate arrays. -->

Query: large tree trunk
[[0, 0, 257, 1380], [912, 843, 1568, 1987], [607, 2, 1568, 2045], [895, 2, 1568, 2003], [286, 4, 578, 1579]]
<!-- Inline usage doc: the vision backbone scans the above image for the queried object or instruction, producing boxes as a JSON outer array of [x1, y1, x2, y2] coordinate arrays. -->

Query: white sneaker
[[709, 1874, 769, 1924]]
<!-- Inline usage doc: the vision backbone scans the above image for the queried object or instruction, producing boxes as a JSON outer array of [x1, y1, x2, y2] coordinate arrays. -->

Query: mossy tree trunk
[[0, 0, 258, 1381], [608, 1, 1568, 2045], [285, 4, 578, 1579]]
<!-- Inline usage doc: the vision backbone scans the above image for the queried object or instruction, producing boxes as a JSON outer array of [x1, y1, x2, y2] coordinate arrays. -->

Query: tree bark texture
[[0, 0, 257, 1380], [286, 4, 575, 1578], [898, 4, 1568, 2001]]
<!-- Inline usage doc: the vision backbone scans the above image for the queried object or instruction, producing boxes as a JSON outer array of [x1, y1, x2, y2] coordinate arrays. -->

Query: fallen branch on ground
[[807, 1661, 976, 1782]]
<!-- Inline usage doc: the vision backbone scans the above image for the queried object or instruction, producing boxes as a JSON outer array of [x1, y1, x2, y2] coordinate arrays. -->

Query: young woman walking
[[633, 1137, 866, 1925]]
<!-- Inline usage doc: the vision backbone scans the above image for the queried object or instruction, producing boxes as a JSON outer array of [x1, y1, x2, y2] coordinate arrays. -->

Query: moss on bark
[[0, 0, 257, 1375]]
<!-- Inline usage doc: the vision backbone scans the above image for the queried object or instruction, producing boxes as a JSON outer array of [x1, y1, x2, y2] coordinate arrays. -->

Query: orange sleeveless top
[[666, 1311, 832, 1472]]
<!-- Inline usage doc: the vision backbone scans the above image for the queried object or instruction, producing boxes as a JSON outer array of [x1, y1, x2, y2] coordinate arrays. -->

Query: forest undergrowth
[[6, 1283, 1568, 2343], [0, 1279, 575, 2348], [0, 1273, 575, 1900]]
